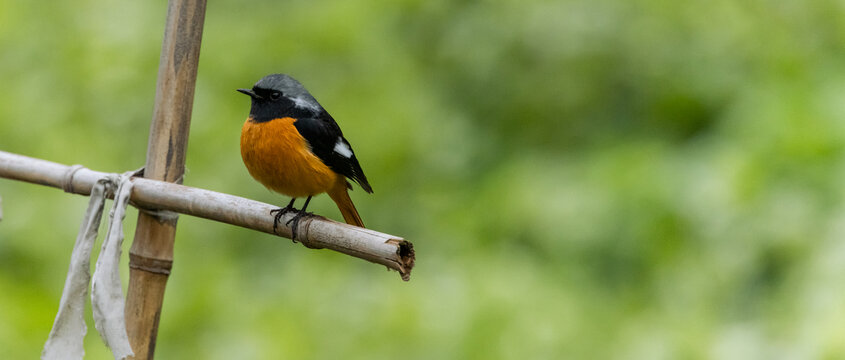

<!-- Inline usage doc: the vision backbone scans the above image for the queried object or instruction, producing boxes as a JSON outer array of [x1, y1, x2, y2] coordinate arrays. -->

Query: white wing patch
[[333, 138, 353, 158]]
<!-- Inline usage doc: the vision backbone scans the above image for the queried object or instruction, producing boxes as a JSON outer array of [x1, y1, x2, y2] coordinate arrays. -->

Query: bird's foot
[[270, 203, 297, 235], [286, 209, 314, 242]]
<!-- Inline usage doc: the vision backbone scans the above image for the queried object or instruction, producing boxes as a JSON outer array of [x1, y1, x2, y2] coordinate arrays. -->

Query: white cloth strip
[[91, 173, 135, 360], [42, 179, 109, 360]]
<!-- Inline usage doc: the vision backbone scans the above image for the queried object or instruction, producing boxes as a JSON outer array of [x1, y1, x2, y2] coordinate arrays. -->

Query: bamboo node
[[129, 253, 173, 275], [61, 164, 85, 193]]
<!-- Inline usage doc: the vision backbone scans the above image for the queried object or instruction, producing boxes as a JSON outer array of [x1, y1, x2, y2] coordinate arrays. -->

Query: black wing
[[293, 111, 373, 193]]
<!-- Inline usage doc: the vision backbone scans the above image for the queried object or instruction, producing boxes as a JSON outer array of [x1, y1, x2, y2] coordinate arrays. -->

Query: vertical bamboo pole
[[124, 0, 206, 358]]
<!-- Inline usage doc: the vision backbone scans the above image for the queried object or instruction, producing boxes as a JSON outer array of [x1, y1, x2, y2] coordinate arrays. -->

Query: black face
[[239, 87, 298, 123]]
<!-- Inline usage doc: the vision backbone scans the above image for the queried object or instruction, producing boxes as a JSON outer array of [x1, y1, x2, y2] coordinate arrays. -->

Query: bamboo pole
[[125, 0, 206, 358], [0, 150, 414, 278]]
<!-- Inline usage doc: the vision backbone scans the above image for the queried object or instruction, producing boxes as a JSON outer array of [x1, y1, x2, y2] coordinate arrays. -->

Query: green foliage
[[2, 0, 845, 358]]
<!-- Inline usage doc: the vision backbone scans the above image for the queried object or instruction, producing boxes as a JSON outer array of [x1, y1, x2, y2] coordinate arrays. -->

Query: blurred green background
[[2, 0, 845, 359]]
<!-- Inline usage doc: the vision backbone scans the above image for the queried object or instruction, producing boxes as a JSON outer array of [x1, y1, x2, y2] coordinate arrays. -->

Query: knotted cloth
[[42, 169, 136, 360]]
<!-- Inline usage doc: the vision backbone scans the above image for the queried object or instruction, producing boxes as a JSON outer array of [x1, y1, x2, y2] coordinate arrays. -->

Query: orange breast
[[240, 117, 339, 198]]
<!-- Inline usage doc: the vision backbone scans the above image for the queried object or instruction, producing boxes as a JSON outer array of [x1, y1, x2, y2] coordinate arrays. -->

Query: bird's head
[[238, 74, 322, 122]]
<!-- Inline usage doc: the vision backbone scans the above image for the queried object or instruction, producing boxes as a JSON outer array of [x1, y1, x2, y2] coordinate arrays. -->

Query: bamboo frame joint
[[136, 206, 180, 225]]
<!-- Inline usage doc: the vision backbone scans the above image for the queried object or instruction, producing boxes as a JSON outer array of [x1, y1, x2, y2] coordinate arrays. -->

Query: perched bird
[[238, 74, 372, 239]]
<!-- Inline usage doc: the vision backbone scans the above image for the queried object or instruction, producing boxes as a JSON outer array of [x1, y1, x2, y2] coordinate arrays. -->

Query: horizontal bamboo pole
[[0, 150, 414, 280]]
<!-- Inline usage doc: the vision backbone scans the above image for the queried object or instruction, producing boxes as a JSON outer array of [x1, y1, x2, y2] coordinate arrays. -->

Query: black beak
[[237, 88, 262, 100]]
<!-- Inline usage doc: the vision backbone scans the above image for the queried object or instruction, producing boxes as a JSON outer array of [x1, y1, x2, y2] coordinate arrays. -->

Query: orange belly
[[240, 117, 339, 198]]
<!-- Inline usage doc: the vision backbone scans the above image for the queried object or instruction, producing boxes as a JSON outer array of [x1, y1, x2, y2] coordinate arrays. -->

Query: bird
[[238, 74, 372, 240]]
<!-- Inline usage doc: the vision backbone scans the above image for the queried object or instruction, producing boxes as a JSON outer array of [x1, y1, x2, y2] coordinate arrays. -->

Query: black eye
[[270, 91, 282, 100]]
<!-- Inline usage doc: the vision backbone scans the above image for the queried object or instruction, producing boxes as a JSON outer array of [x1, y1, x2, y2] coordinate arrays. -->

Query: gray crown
[[254, 74, 321, 110]]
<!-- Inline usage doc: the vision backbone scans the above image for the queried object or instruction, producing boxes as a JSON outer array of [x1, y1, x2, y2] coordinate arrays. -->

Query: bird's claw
[[286, 210, 313, 242], [270, 205, 296, 235]]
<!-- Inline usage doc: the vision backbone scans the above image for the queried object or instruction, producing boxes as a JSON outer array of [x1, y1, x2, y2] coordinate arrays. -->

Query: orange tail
[[328, 179, 365, 228]]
